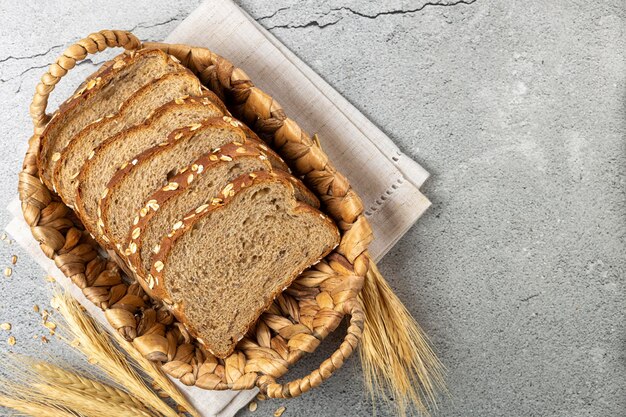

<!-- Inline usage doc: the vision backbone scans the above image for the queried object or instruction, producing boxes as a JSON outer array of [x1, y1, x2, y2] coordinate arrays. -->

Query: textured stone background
[[0, 1, 624, 416]]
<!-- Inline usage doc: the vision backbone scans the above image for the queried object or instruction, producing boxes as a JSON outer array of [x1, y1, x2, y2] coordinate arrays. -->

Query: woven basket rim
[[20, 30, 373, 398]]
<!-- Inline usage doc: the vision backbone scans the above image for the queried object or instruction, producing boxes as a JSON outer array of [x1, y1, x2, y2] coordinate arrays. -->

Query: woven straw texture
[[20, 30, 373, 398]]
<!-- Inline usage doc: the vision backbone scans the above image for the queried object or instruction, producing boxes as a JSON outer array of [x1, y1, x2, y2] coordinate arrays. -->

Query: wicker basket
[[20, 30, 375, 398]]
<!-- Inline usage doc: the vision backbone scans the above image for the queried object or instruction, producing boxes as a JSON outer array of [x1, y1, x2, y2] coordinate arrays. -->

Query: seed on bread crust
[[195, 204, 209, 213], [146, 200, 160, 211], [112, 59, 126, 70], [163, 182, 179, 191]]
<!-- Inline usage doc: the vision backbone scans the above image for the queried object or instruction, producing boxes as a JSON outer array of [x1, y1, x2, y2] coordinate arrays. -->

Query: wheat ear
[[52, 289, 179, 417], [31, 359, 149, 411], [3, 356, 156, 417], [359, 257, 446, 416], [31, 381, 156, 417]]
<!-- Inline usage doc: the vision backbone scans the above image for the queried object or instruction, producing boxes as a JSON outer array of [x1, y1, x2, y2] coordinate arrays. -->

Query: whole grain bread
[[125, 142, 319, 283], [97, 117, 285, 249], [54, 71, 208, 207], [148, 170, 339, 357], [38, 49, 183, 188], [75, 94, 225, 234]]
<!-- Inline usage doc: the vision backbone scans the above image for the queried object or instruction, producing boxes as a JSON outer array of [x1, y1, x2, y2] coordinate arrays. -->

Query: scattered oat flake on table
[[44, 321, 56, 330], [41, 336, 49, 343], [248, 401, 257, 412], [10, 255, 17, 264], [4, 267, 12, 277], [7, 336, 15, 346], [33, 304, 40, 313], [0, 233, 6, 241], [274, 406, 286, 417], [0, 323, 11, 331]]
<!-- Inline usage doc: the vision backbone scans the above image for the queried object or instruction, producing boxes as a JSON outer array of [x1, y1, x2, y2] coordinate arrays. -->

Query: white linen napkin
[[6, 1, 431, 415]]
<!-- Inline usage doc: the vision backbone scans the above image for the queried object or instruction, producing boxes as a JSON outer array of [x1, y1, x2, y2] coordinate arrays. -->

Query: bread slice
[[75, 95, 225, 234], [97, 117, 288, 249], [53, 71, 209, 207], [148, 170, 339, 357], [125, 142, 319, 282], [38, 49, 183, 188]]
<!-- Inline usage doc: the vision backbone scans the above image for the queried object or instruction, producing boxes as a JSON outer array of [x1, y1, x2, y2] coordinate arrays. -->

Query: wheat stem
[[0, 394, 76, 417], [112, 331, 202, 417], [52, 290, 179, 417]]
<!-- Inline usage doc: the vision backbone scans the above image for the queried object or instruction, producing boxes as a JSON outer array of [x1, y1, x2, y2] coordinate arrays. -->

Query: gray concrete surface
[[0, 1, 624, 416]]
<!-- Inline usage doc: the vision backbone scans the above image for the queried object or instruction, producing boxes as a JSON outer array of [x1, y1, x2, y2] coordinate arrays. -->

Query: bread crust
[[52, 70, 206, 205], [74, 93, 225, 235], [38, 48, 178, 188], [148, 170, 339, 357], [124, 142, 318, 282]]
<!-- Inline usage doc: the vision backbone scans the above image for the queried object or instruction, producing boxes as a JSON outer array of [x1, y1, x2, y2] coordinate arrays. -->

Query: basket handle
[[256, 299, 365, 398], [30, 30, 141, 134]]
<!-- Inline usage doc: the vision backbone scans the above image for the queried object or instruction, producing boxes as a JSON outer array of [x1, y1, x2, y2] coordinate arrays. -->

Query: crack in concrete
[[257, 6, 291, 22], [1, 63, 50, 84], [266, 17, 343, 30], [0, 44, 64, 64], [264, 0, 477, 30], [7, 58, 107, 94], [520, 293, 540, 302], [335, 0, 477, 19], [130, 15, 185, 32]]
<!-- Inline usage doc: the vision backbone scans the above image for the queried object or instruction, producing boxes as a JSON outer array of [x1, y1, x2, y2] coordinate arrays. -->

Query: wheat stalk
[[359, 258, 446, 417], [111, 331, 201, 417], [0, 393, 76, 417], [52, 289, 179, 417]]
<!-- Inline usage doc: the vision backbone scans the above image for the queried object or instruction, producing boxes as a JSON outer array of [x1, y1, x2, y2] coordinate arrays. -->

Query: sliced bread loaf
[[97, 117, 286, 249], [38, 49, 183, 188], [75, 95, 225, 234], [148, 170, 340, 357], [125, 142, 319, 283], [53, 71, 207, 207]]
